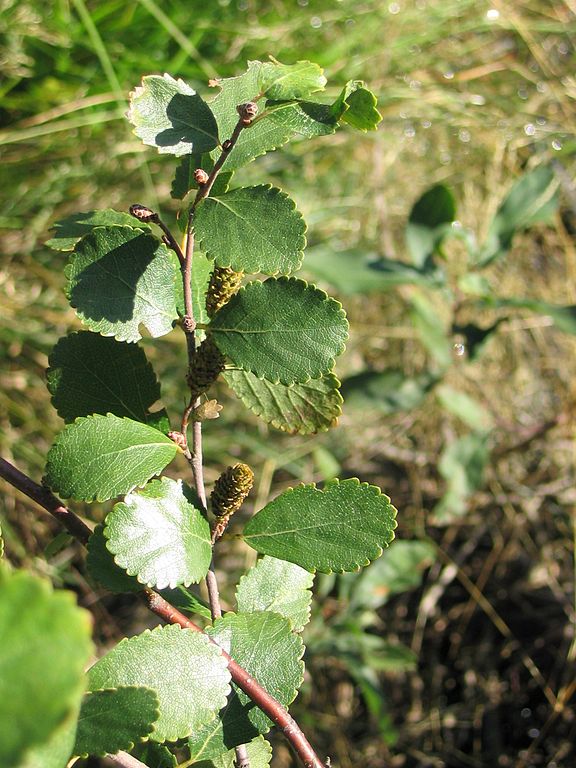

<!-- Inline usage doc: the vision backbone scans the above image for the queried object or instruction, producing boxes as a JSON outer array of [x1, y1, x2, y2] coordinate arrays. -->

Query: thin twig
[[105, 751, 150, 768], [0, 457, 328, 768]]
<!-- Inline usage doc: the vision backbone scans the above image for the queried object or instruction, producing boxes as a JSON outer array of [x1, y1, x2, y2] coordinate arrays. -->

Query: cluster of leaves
[[2, 60, 398, 768], [308, 165, 572, 519]]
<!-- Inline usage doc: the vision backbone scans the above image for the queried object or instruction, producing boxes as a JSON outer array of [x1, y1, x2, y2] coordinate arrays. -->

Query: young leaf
[[435, 385, 494, 431], [236, 556, 314, 632], [86, 524, 143, 594], [128, 74, 219, 156], [194, 735, 272, 768], [104, 477, 212, 589], [208, 62, 294, 171], [188, 612, 304, 760], [258, 60, 326, 100], [242, 478, 397, 573], [46, 209, 150, 251], [476, 165, 560, 267], [409, 291, 453, 370], [406, 184, 456, 268], [88, 625, 231, 743], [332, 81, 382, 131], [223, 369, 342, 434], [211, 277, 348, 385], [265, 99, 338, 138], [434, 433, 489, 522], [66, 226, 179, 343], [45, 413, 179, 502], [73, 687, 159, 757], [341, 369, 435, 415], [47, 332, 161, 423], [0, 566, 93, 768], [194, 185, 306, 275]]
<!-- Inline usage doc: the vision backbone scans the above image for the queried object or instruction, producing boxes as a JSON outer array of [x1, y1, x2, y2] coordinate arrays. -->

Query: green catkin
[[186, 335, 226, 399], [211, 463, 255, 518], [206, 266, 244, 318]]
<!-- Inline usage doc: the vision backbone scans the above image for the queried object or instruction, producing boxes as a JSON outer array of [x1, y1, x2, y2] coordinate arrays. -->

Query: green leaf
[[74, 687, 159, 757], [350, 540, 437, 610], [47, 332, 161, 423], [132, 742, 177, 768], [195, 185, 306, 275], [223, 369, 342, 434], [341, 369, 435, 415], [208, 62, 294, 171], [88, 625, 231, 743], [479, 296, 576, 336], [46, 209, 149, 251], [86, 525, 143, 594], [434, 433, 489, 522], [66, 225, 179, 343], [477, 166, 560, 267], [171, 154, 232, 200], [258, 60, 326, 100], [332, 81, 382, 131], [0, 566, 92, 768], [194, 736, 272, 768], [104, 477, 212, 589], [236, 556, 314, 632], [406, 185, 456, 268], [45, 413, 178, 502], [17, 704, 80, 768], [188, 612, 303, 760], [435, 385, 493, 431], [211, 277, 348, 385], [265, 99, 338, 138], [128, 74, 219, 156], [243, 478, 397, 573], [158, 586, 212, 621], [409, 291, 452, 370], [304, 247, 444, 294]]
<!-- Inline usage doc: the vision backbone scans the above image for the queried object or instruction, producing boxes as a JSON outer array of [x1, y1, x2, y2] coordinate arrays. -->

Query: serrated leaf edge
[[196, 184, 307, 276], [73, 685, 160, 759], [211, 276, 349, 386]]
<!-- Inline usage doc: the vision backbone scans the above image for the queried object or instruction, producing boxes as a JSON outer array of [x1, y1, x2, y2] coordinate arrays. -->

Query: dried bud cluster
[[194, 168, 209, 186], [206, 266, 244, 318], [129, 203, 158, 223], [236, 101, 258, 125], [167, 430, 187, 450], [211, 463, 255, 518], [186, 335, 226, 400]]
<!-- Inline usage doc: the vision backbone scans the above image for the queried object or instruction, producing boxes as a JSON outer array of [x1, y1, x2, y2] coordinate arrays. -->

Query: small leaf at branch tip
[[193, 399, 223, 421]]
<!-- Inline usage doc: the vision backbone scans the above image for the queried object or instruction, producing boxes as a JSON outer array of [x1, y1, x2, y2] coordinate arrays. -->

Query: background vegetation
[[1, 1, 575, 766]]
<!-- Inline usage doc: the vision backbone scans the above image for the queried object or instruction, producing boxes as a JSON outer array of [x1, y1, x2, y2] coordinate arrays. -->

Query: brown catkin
[[186, 335, 226, 399], [206, 266, 244, 318], [211, 463, 255, 517]]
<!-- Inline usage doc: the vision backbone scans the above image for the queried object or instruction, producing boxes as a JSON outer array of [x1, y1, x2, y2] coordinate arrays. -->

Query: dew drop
[[389, 2, 401, 14], [521, 707, 532, 718], [552, 139, 563, 151], [310, 15, 322, 28], [528, 728, 540, 738], [443, 70, 455, 80], [458, 129, 471, 143], [517, 87, 528, 100], [470, 94, 486, 106], [453, 342, 466, 357], [486, 9, 500, 20], [536, 81, 547, 93], [421, 119, 432, 129], [404, 125, 416, 138], [524, 123, 536, 136], [297, 0, 309, 5]]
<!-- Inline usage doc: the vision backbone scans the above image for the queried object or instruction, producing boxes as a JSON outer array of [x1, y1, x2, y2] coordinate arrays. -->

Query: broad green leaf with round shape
[[223, 369, 342, 434], [211, 278, 348, 385], [46, 209, 150, 251], [86, 525, 143, 594], [258, 60, 326, 100], [45, 414, 179, 502], [88, 625, 231, 743], [171, 154, 233, 200], [193, 735, 272, 768], [195, 185, 306, 275], [0, 565, 93, 768], [128, 74, 219, 156], [242, 478, 398, 573], [66, 226, 179, 343], [74, 687, 159, 757], [266, 100, 338, 138], [132, 742, 177, 768], [236, 556, 314, 632], [188, 612, 304, 760], [104, 477, 212, 589], [47, 332, 161, 423], [17, 702, 79, 768], [407, 184, 456, 268], [208, 61, 294, 171]]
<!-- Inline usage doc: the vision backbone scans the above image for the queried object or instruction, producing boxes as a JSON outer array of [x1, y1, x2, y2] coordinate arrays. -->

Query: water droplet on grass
[[524, 123, 536, 136], [486, 9, 500, 20], [453, 343, 466, 357]]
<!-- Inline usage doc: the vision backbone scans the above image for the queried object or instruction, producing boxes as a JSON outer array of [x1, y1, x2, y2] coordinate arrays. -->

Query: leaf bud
[[236, 101, 258, 125], [211, 463, 255, 518], [129, 203, 158, 223], [194, 168, 210, 186], [167, 431, 187, 450], [186, 335, 226, 399], [206, 266, 244, 318], [221, 139, 233, 152]]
